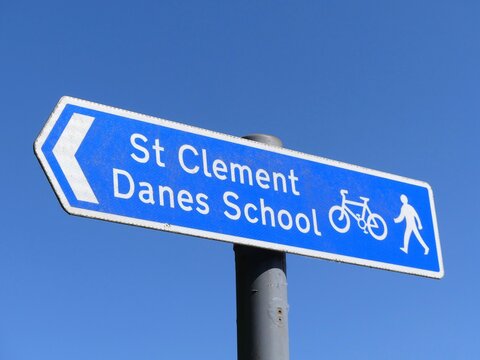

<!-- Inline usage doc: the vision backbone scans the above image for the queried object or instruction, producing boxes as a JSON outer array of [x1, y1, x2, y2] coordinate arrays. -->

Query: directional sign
[[35, 97, 444, 278]]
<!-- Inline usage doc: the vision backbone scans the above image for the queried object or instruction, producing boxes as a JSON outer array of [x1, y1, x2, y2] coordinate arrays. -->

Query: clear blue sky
[[1, 1, 479, 359]]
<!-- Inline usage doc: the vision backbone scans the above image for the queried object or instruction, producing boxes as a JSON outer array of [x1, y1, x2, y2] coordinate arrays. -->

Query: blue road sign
[[35, 97, 444, 278]]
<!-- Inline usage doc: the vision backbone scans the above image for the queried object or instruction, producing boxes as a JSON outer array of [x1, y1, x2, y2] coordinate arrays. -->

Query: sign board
[[34, 97, 444, 278]]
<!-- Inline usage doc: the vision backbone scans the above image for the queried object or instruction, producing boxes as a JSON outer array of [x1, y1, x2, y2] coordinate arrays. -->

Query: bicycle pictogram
[[328, 189, 388, 240]]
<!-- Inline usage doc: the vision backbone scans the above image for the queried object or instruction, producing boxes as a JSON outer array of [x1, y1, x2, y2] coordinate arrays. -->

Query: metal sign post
[[235, 134, 289, 360]]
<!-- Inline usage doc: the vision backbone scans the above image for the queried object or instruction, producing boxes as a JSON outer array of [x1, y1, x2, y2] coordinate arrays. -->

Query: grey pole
[[234, 134, 289, 360]]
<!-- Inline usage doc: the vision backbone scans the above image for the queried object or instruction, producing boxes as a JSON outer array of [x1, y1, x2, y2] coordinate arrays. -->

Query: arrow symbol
[[52, 113, 99, 204]]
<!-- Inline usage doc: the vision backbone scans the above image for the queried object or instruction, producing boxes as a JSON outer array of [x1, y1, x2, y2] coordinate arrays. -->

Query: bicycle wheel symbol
[[329, 206, 350, 233], [366, 213, 387, 241]]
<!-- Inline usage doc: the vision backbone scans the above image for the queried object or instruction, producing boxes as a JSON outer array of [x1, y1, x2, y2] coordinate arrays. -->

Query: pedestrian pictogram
[[394, 194, 430, 255]]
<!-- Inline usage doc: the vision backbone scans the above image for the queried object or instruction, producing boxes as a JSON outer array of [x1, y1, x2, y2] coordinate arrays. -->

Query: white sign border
[[34, 96, 444, 279]]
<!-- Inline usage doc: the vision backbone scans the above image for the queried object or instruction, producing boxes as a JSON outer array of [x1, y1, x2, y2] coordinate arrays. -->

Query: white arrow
[[52, 113, 99, 204]]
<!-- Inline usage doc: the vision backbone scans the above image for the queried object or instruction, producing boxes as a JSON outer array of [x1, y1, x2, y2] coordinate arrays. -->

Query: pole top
[[242, 134, 283, 147]]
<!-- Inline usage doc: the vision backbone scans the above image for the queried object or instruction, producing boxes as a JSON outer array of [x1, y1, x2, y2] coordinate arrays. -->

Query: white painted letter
[[312, 208, 322, 236], [113, 168, 135, 199], [230, 163, 253, 185], [212, 159, 228, 180], [278, 209, 293, 230], [295, 213, 311, 234], [178, 190, 194, 211], [272, 172, 287, 193], [138, 181, 155, 204], [201, 149, 212, 178], [255, 169, 270, 190], [178, 144, 200, 174], [245, 203, 259, 224], [196, 193, 210, 215], [223, 191, 241, 220], [288, 169, 301, 196], [153, 138, 166, 167], [130, 133, 149, 163], [260, 198, 276, 227]]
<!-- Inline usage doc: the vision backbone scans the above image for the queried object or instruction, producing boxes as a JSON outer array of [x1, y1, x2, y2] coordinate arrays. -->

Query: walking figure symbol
[[394, 194, 429, 255]]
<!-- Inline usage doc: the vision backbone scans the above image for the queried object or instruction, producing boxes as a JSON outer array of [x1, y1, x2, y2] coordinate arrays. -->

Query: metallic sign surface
[[35, 97, 444, 278]]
